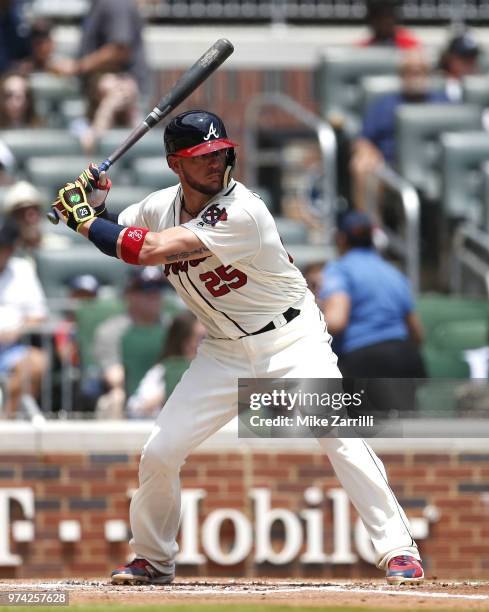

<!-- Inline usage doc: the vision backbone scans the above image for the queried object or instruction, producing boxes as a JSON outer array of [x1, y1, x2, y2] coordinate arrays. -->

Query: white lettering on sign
[[0, 489, 34, 566], [1, 486, 435, 568]]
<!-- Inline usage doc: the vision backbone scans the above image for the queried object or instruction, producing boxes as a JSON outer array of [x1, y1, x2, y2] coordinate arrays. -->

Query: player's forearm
[[80, 219, 210, 265], [138, 229, 210, 265]]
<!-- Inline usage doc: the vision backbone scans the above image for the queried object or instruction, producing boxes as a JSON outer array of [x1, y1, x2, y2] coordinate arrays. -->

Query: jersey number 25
[[199, 265, 248, 297]]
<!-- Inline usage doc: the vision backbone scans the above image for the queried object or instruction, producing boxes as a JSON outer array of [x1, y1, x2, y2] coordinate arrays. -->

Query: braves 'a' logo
[[203, 122, 219, 141], [201, 205, 227, 226], [128, 229, 144, 241]]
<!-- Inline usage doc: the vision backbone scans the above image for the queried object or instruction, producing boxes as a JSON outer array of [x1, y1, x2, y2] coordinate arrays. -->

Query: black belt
[[251, 307, 301, 336]]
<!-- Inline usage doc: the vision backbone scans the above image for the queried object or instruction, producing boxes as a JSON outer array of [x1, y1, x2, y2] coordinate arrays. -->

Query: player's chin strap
[[223, 148, 236, 189]]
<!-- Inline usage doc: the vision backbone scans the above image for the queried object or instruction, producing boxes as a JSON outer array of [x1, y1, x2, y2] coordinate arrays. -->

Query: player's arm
[[56, 180, 210, 265], [322, 293, 351, 335]]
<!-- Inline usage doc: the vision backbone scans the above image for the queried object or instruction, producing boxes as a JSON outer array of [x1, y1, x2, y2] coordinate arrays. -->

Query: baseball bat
[[47, 38, 234, 224]]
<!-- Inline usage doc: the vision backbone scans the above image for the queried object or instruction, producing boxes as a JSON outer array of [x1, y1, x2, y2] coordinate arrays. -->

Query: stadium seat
[[440, 131, 489, 223], [35, 246, 130, 298], [25, 156, 91, 200], [105, 186, 151, 218], [463, 74, 489, 108], [132, 158, 177, 190], [316, 47, 402, 132], [286, 244, 334, 270], [0, 130, 83, 168], [98, 129, 167, 166], [396, 104, 482, 200], [29, 73, 81, 127], [275, 217, 309, 245], [482, 162, 489, 232]]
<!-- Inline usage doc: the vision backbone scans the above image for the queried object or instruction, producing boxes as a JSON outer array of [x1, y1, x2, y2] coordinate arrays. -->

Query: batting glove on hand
[[55, 180, 96, 232], [76, 163, 112, 215]]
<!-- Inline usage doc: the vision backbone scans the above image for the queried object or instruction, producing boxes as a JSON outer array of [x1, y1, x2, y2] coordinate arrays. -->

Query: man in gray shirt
[[58, 0, 150, 95]]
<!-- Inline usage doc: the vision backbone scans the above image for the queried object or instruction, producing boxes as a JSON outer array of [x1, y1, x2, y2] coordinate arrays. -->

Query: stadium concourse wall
[[0, 421, 488, 580]]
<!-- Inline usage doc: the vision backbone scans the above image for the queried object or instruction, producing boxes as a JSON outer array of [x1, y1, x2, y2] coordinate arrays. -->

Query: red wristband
[[120, 227, 148, 264]]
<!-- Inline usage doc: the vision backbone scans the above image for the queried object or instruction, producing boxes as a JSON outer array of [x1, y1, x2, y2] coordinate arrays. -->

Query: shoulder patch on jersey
[[200, 205, 228, 227]]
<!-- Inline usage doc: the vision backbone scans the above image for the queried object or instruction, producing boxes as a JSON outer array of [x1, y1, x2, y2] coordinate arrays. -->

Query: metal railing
[[451, 222, 489, 296], [244, 92, 338, 233], [365, 163, 421, 293]]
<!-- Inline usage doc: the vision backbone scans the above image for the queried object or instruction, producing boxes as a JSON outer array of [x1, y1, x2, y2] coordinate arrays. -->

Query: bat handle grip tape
[[98, 159, 112, 173]]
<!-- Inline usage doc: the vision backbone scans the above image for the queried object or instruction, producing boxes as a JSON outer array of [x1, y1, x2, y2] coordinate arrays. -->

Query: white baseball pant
[[129, 291, 420, 575]]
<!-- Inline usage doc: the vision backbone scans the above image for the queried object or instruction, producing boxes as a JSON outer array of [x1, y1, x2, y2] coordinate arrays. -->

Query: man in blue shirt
[[320, 211, 426, 381], [350, 50, 450, 209]]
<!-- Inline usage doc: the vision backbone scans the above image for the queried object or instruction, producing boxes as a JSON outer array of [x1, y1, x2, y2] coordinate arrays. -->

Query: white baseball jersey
[[118, 179, 307, 339]]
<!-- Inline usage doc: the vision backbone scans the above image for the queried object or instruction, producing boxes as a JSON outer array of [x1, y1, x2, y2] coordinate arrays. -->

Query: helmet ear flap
[[223, 148, 236, 188]]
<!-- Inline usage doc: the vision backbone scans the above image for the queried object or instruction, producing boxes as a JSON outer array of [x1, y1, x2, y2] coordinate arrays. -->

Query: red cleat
[[111, 558, 174, 585], [386, 555, 424, 584]]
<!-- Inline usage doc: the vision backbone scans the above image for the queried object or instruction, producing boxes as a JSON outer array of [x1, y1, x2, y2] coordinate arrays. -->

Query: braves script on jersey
[[119, 180, 307, 339]]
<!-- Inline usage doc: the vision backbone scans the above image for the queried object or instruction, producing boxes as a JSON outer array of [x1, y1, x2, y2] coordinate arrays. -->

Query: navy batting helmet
[[164, 110, 237, 158]]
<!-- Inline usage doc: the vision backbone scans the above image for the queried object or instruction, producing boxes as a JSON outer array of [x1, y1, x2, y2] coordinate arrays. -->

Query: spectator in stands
[[0, 0, 31, 75], [3, 180, 70, 255], [55, 0, 150, 96], [27, 18, 55, 73], [93, 267, 170, 419], [320, 211, 425, 381], [0, 218, 48, 419], [359, 0, 421, 49], [126, 311, 206, 419], [54, 274, 100, 368], [439, 32, 480, 102], [71, 72, 141, 155], [302, 262, 325, 306], [0, 72, 40, 129], [350, 50, 450, 209]]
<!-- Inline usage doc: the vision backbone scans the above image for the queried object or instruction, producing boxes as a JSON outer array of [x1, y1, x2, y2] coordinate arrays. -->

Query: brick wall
[[1, 447, 488, 579]]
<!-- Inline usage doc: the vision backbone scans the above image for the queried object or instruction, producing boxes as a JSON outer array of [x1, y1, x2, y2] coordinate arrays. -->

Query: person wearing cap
[[91, 266, 170, 419], [53, 110, 425, 586], [439, 32, 480, 102], [320, 211, 426, 380], [358, 0, 421, 49], [0, 218, 47, 418]]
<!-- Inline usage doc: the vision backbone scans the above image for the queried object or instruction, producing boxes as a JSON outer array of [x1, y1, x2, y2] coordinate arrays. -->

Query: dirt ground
[[1, 578, 489, 610]]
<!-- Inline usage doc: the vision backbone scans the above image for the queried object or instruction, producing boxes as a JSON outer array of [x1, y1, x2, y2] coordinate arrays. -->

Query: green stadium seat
[[34, 246, 130, 298], [440, 131, 489, 222], [98, 129, 166, 166], [463, 75, 489, 108], [316, 47, 401, 132], [132, 158, 177, 190], [396, 104, 482, 200], [430, 319, 489, 352], [0, 130, 83, 168], [416, 293, 489, 379]]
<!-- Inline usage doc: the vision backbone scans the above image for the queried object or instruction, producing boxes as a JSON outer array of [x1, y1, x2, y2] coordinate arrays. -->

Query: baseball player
[[54, 110, 424, 586]]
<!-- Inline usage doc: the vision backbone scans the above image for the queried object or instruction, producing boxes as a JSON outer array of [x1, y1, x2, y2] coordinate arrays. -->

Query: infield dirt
[[1, 578, 489, 610]]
